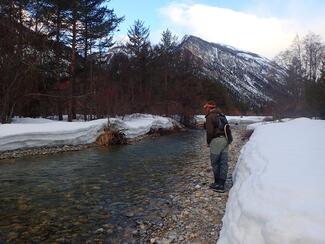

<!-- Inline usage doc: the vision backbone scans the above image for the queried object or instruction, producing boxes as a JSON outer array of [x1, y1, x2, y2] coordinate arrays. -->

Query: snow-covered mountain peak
[[179, 35, 288, 107]]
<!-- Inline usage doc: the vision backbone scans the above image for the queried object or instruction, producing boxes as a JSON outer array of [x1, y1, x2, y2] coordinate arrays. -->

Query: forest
[[0, 0, 236, 125], [1, 0, 325, 124], [273, 33, 325, 119]]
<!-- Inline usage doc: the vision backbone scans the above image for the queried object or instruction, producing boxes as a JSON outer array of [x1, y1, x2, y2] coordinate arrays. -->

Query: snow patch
[[0, 119, 108, 151], [194, 115, 271, 125], [218, 118, 325, 244], [0, 114, 179, 152], [109, 114, 177, 139]]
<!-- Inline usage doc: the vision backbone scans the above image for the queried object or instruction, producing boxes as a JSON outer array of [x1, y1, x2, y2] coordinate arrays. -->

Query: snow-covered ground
[[194, 115, 271, 125], [109, 114, 179, 139], [246, 118, 293, 131], [0, 114, 179, 152], [218, 118, 325, 244], [227, 116, 272, 124]]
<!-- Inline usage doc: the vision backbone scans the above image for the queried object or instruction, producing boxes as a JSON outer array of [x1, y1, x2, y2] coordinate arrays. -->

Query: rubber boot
[[212, 179, 225, 193]]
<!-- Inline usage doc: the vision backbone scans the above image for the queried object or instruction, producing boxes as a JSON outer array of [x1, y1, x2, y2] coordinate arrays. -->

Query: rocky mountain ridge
[[179, 35, 288, 107]]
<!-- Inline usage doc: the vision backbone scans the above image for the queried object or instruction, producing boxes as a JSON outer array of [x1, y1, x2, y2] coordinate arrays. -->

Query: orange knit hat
[[203, 102, 216, 110]]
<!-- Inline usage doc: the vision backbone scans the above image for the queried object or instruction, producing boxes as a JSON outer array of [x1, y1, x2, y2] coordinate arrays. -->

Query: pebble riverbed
[[0, 126, 248, 243], [0, 145, 94, 160], [143, 126, 248, 243]]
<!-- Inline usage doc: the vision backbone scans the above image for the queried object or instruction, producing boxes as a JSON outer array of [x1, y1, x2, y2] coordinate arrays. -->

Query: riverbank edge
[[142, 127, 249, 243], [0, 126, 186, 161]]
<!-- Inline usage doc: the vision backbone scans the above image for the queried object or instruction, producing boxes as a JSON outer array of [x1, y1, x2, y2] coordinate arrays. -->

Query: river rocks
[[0, 126, 247, 243], [125, 212, 135, 218], [194, 184, 201, 189], [0, 144, 93, 160], [143, 127, 248, 243], [7, 231, 19, 240], [94, 228, 104, 234], [167, 231, 177, 241], [160, 209, 169, 218]]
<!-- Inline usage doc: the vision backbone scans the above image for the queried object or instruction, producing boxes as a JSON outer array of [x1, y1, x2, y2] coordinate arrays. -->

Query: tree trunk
[[58, 99, 63, 121], [55, 7, 62, 119], [69, 0, 77, 122], [0, 93, 10, 123]]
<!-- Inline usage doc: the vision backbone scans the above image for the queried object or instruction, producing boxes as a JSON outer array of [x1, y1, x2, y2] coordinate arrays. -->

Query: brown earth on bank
[[96, 128, 127, 146]]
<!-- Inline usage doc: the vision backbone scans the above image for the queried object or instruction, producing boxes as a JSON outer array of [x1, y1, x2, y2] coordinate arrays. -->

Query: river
[[0, 130, 210, 242]]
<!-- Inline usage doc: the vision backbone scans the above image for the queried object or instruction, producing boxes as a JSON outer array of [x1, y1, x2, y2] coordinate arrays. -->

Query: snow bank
[[12, 117, 56, 124], [109, 114, 178, 139], [218, 118, 325, 244], [246, 121, 273, 130], [0, 114, 179, 152], [194, 115, 206, 125], [0, 119, 108, 151], [247, 118, 294, 131], [194, 115, 271, 125], [227, 116, 271, 124]]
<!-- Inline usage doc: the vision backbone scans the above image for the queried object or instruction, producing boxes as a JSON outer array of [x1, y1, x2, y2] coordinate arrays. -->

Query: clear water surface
[[0, 130, 208, 242]]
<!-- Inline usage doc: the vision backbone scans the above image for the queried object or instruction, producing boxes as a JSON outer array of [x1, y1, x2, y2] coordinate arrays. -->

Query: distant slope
[[178, 35, 288, 107]]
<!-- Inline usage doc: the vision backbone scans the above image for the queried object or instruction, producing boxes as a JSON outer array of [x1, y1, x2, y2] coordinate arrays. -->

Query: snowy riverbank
[[218, 118, 325, 244], [0, 114, 181, 158], [194, 115, 271, 126]]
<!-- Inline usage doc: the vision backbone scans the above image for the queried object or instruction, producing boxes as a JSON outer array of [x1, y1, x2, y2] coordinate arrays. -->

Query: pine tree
[[316, 60, 325, 118], [158, 29, 178, 54], [319, 60, 325, 85], [126, 20, 150, 59], [78, 0, 123, 119], [305, 60, 325, 118], [126, 20, 151, 107], [79, 0, 123, 61], [41, 0, 70, 120], [66, 0, 78, 121], [0, 0, 41, 123], [286, 56, 305, 100], [157, 29, 178, 93], [0, 0, 30, 23], [26, 0, 46, 33]]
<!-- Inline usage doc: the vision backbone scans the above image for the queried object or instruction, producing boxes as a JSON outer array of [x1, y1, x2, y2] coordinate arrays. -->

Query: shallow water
[[0, 130, 207, 242]]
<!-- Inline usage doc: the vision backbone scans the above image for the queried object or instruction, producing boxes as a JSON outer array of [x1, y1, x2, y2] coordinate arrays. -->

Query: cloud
[[159, 2, 325, 58]]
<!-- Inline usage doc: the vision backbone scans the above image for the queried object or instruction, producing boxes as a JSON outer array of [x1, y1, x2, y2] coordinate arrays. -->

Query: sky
[[109, 0, 325, 58]]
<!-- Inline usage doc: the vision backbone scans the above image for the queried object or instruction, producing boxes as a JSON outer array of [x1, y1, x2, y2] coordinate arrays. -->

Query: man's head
[[203, 101, 216, 114]]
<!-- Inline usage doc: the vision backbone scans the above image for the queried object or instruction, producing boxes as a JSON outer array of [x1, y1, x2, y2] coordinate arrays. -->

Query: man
[[204, 101, 232, 193]]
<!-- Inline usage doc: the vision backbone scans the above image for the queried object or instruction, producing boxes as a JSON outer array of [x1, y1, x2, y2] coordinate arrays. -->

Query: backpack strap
[[224, 124, 229, 141], [224, 123, 233, 144]]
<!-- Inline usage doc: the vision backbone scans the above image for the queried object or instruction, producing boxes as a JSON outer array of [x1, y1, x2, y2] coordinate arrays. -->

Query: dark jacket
[[205, 110, 227, 145]]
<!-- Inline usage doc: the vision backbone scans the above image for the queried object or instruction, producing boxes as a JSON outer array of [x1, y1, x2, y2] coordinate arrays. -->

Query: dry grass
[[96, 128, 127, 146]]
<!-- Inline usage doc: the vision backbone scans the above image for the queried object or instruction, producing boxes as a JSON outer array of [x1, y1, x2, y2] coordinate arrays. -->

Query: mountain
[[178, 35, 288, 108]]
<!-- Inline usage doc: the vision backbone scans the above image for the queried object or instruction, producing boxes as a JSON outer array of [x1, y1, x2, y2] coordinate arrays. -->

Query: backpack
[[217, 113, 233, 144]]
